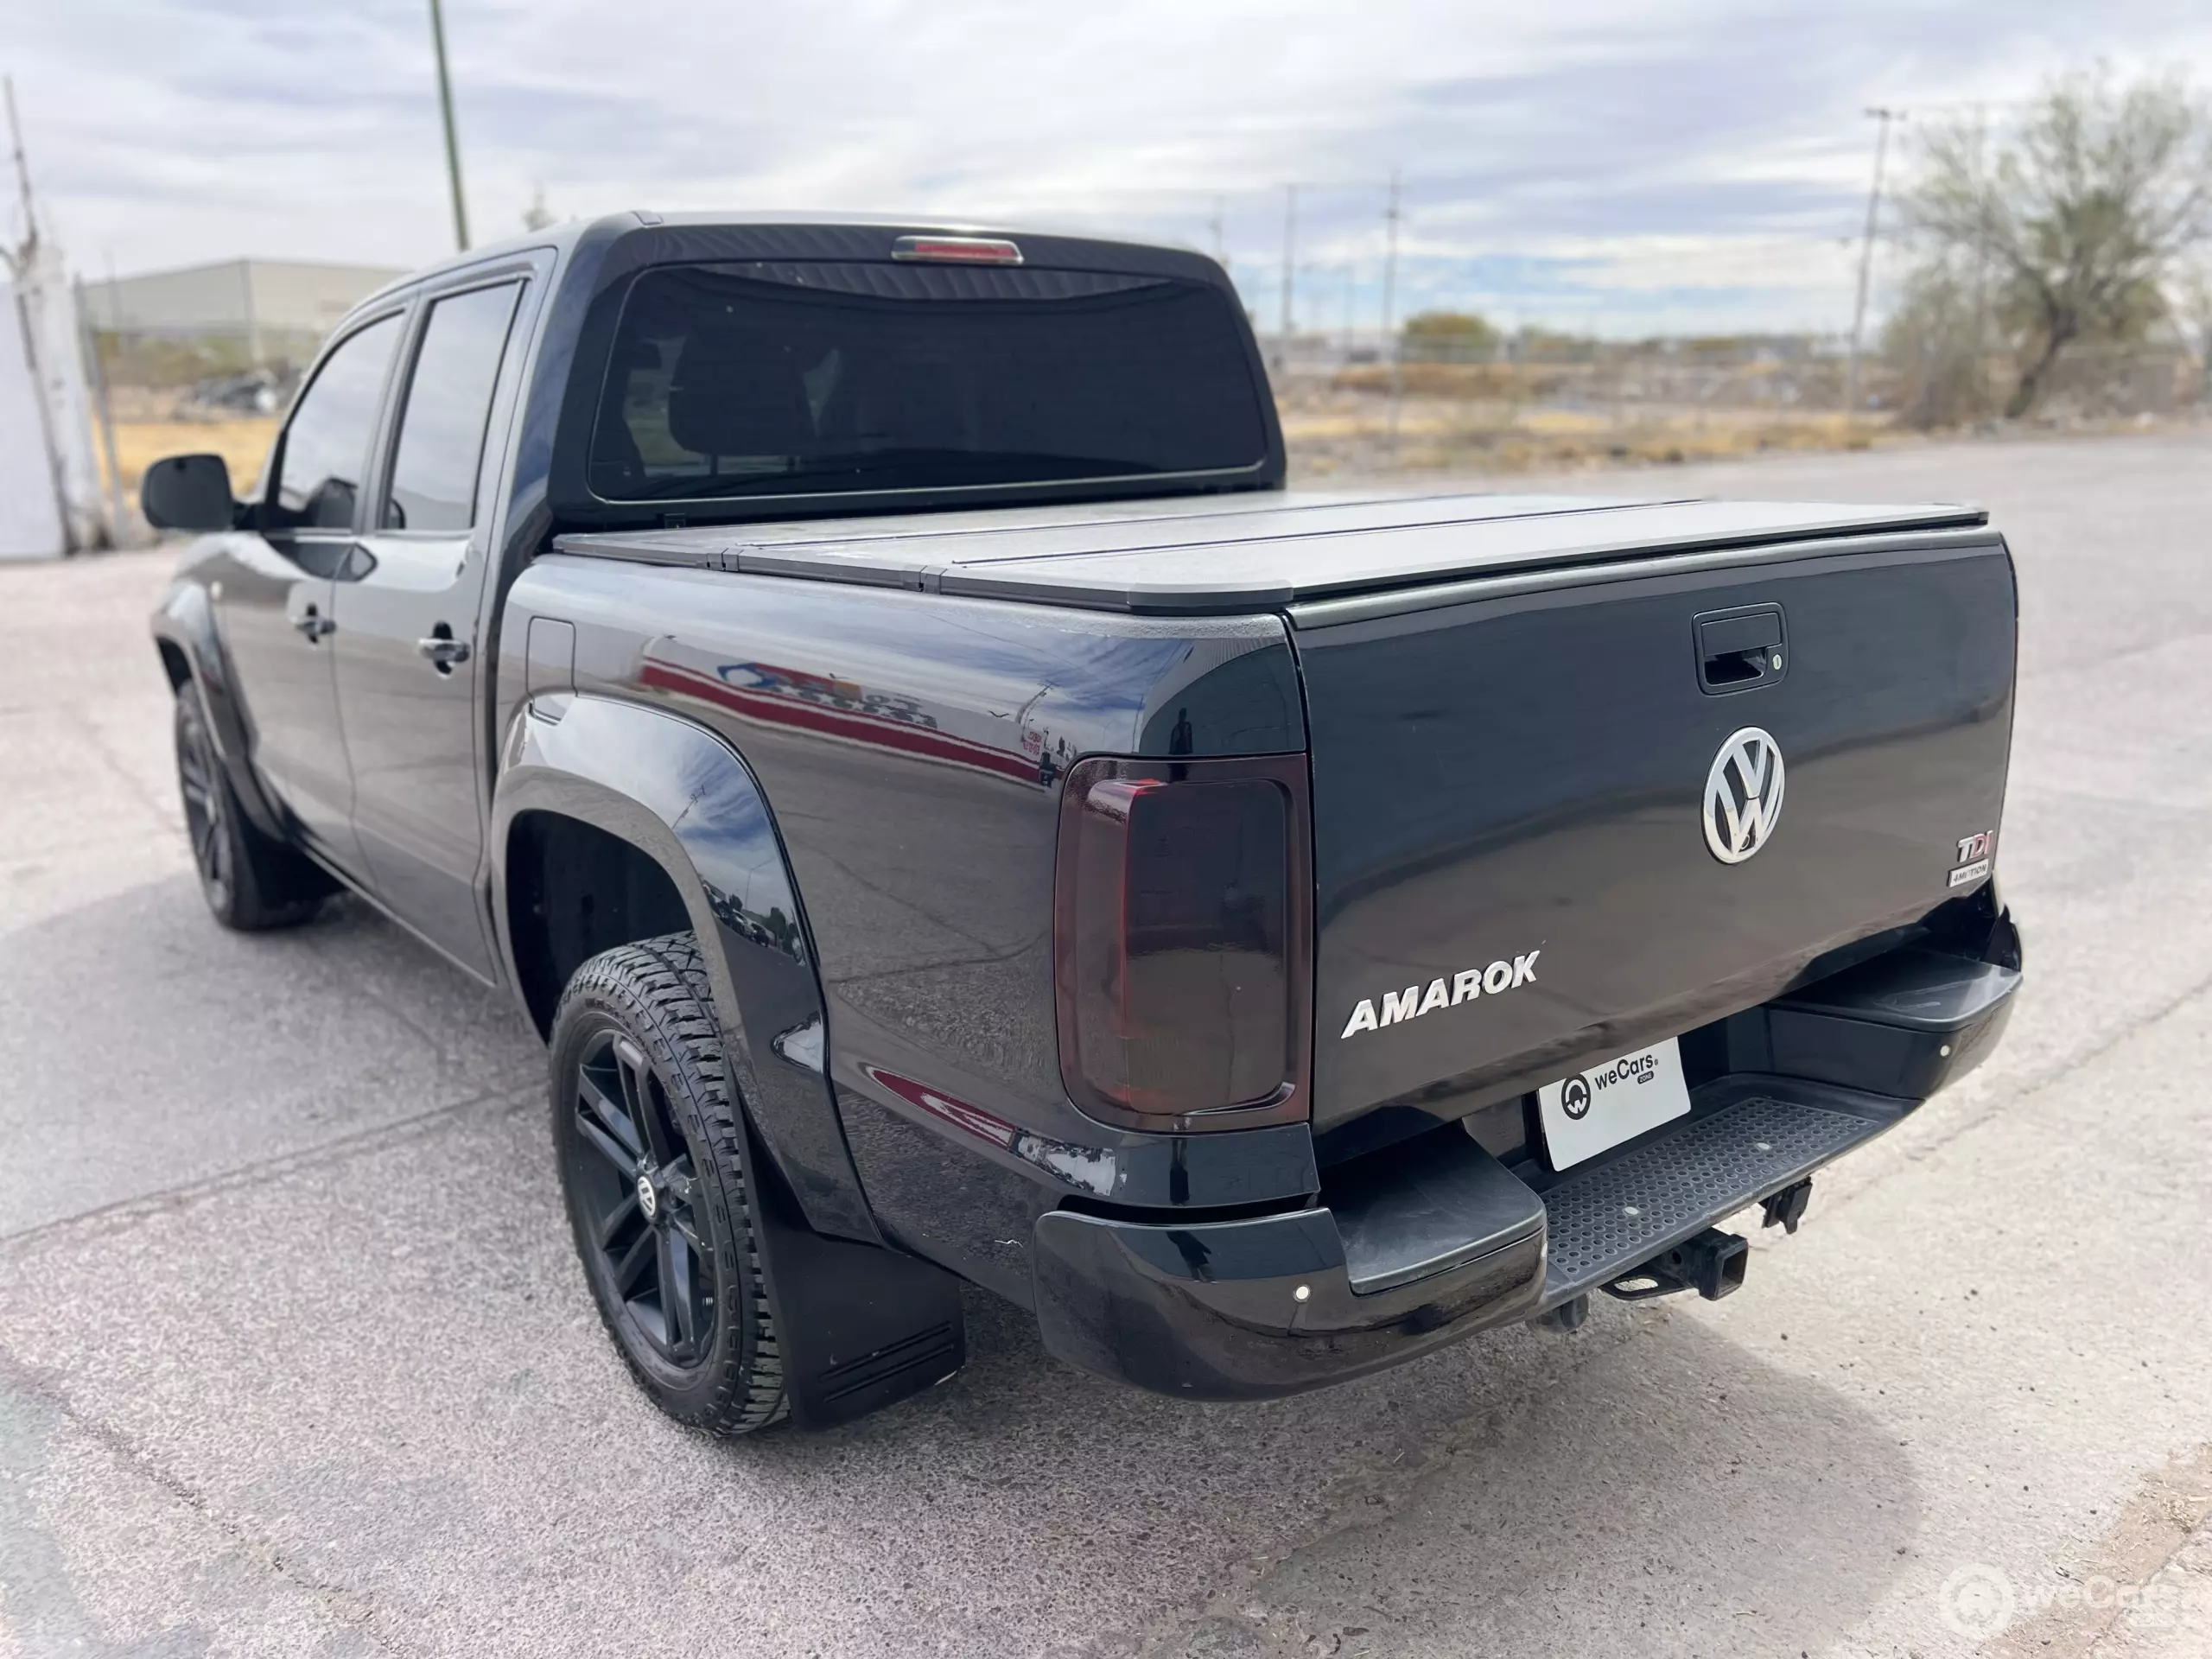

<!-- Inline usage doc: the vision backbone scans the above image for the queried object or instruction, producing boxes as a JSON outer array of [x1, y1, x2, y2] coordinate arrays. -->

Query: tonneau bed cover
[[554, 491, 1990, 616]]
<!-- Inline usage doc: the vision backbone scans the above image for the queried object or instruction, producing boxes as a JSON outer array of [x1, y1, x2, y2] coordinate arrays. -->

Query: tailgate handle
[[1695, 605, 1785, 692]]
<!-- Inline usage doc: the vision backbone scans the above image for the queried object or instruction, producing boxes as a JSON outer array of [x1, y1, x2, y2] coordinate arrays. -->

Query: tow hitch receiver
[[1603, 1227, 1749, 1303]]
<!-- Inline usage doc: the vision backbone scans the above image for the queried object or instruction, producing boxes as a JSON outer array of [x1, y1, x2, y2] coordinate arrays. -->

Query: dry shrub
[[1331, 362, 1573, 399]]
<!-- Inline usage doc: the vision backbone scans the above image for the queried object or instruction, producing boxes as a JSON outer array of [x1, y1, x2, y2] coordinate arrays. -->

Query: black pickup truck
[[144, 214, 2022, 1434]]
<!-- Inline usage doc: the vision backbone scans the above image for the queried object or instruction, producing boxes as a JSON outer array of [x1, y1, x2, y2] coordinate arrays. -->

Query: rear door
[[218, 308, 405, 873], [334, 270, 531, 977], [1294, 537, 2018, 1135]]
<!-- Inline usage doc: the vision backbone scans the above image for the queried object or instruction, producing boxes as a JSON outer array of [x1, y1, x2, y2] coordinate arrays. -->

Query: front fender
[[149, 569, 290, 840], [493, 692, 880, 1245]]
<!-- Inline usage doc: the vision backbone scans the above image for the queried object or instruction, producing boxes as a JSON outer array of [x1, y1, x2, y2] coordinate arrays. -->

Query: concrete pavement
[[2, 430, 2209, 1657]]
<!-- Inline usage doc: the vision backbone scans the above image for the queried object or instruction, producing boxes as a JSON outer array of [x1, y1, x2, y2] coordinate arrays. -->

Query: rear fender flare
[[492, 693, 881, 1244]]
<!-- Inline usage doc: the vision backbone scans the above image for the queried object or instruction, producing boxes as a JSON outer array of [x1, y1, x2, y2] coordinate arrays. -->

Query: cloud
[[9, 0, 2209, 334]]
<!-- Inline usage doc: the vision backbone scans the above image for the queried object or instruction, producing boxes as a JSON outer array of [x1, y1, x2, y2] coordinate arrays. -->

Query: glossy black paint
[[144, 213, 2029, 1422], [1327, 1133, 1544, 1294], [499, 555, 1316, 1299], [1714, 948, 2021, 1103], [493, 692, 882, 1245], [1298, 537, 2018, 1136], [140, 453, 239, 533], [148, 247, 556, 961], [1031, 1200, 1545, 1401], [149, 213, 1315, 1314], [1035, 944, 2019, 1399], [556, 494, 1986, 614], [332, 269, 542, 978], [151, 573, 287, 841], [192, 528, 364, 875], [538, 218, 1284, 530]]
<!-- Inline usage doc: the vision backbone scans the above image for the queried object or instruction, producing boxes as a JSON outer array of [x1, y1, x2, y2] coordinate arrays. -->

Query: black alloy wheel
[[550, 934, 786, 1433], [172, 687, 330, 931], [570, 1029, 715, 1365], [175, 690, 234, 912]]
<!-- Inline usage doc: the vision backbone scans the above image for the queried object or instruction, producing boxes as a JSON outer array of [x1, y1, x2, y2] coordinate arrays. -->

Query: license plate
[[1537, 1039, 1693, 1170]]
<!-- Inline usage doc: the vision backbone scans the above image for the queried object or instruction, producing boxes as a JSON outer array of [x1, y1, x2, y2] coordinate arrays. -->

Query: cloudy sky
[[8, 0, 2210, 337]]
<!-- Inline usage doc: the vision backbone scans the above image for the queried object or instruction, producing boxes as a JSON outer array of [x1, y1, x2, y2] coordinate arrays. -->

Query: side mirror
[[141, 453, 241, 533]]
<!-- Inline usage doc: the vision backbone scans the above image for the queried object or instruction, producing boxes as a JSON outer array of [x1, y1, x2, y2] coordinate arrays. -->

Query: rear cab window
[[384, 282, 525, 533], [586, 262, 1268, 504]]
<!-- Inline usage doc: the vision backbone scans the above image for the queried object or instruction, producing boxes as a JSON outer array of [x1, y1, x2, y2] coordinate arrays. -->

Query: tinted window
[[384, 283, 523, 531], [588, 262, 1268, 502], [270, 314, 400, 531]]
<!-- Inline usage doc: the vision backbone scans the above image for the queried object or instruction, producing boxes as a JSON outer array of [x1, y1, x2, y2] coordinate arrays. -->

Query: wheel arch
[[493, 693, 881, 1245], [149, 580, 288, 838]]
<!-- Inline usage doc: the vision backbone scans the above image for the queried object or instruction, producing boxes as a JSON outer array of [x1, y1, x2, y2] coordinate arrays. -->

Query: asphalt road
[[4, 430, 2211, 1658]]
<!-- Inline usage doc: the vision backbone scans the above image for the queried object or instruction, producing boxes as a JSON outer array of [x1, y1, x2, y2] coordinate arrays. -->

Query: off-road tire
[[172, 686, 333, 931], [550, 933, 787, 1434]]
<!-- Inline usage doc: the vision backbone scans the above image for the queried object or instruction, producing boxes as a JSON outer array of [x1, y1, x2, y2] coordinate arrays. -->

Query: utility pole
[[1278, 183, 1299, 364], [428, 0, 471, 251], [1207, 194, 1227, 271], [4, 78, 77, 552], [1380, 168, 1403, 448], [3, 73, 38, 262], [1844, 106, 1904, 414]]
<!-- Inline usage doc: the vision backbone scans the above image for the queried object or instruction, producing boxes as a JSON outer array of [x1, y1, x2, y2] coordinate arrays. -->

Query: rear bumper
[[1031, 941, 2018, 1401]]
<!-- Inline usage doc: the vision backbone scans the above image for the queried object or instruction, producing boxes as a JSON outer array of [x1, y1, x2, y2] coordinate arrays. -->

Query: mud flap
[[746, 1129, 967, 1429]]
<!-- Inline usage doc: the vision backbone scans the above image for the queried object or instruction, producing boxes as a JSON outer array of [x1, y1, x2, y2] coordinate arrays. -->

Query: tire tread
[[552, 933, 787, 1433]]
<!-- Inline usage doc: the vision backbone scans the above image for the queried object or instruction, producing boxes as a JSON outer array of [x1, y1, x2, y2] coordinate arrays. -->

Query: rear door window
[[383, 282, 525, 532], [588, 262, 1268, 502]]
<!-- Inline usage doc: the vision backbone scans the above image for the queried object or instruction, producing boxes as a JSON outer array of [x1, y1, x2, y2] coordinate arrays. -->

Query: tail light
[[1053, 754, 1313, 1130]]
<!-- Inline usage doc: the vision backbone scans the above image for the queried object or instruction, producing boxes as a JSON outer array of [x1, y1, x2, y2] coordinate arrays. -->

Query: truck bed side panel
[[500, 556, 1306, 1293]]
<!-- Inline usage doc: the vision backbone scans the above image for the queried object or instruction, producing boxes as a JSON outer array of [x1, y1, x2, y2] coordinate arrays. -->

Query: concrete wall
[[0, 278, 67, 558], [1, 244, 106, 559]]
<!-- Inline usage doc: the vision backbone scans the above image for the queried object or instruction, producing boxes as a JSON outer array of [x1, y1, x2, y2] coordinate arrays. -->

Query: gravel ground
[[2, 430, 2209, 1658]]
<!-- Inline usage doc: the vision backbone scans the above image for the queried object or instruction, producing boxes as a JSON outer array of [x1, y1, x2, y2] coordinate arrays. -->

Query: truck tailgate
[[1294, 534, 2017, 1135]]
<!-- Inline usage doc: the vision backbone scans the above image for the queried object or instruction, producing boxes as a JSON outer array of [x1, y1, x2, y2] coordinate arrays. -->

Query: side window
[[268, 314, 402, 531], [382, 283, 524, 532]]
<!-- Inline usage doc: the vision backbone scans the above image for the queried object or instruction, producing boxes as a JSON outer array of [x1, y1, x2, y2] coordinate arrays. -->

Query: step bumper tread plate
[[1536, 1086, 1897, 1308]]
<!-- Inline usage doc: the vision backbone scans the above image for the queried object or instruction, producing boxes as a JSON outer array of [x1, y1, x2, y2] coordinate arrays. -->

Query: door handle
[[416, 632, 472, 671], [1694, 604, 1784, 693], [293, 607, 335, 641]]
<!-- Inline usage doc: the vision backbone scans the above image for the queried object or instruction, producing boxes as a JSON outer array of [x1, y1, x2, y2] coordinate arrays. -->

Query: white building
[[79, 257, 405, 361]]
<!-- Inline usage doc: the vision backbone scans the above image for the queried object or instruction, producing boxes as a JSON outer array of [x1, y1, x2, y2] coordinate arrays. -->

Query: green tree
[[1899, 67, 2212, 416], [1402, 310, 1501, 353], [2177, 261, 2212, 398], [1882, 260, 1999, 428]]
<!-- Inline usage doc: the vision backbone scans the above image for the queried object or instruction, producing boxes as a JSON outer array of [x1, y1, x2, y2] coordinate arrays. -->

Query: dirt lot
[[4, 432, 2210, 1656], [105, 414, 277, 505]]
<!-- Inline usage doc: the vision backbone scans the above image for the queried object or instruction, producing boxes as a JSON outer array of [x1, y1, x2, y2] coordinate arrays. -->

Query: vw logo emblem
[[635, 1173, 658, 1221], [1703, 727, 1785, 864]]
